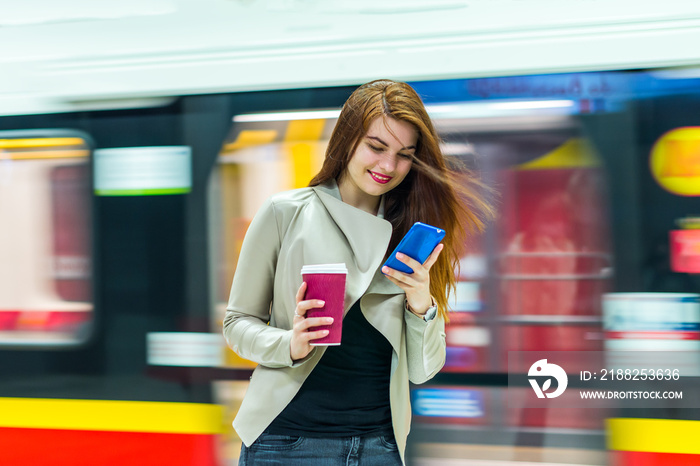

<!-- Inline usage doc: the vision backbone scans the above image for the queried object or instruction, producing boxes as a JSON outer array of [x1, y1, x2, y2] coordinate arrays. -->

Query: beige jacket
[[223, 180, 446, 464]]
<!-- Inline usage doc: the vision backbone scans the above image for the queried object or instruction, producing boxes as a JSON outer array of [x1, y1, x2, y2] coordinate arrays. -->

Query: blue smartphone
[[383, 222, 446, 274]]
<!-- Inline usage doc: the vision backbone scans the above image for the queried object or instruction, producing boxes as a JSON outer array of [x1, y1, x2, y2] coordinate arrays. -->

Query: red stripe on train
[[612, 450, 700, 466], [605, 331, 700, 340], [0, 427, 219, 466]]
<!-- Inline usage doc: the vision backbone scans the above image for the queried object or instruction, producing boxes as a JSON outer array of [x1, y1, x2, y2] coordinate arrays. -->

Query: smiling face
[[338, 116, 418, 214]]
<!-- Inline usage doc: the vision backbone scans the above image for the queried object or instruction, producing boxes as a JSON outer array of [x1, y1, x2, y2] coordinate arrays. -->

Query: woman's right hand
[[290, 282, 333, 361]]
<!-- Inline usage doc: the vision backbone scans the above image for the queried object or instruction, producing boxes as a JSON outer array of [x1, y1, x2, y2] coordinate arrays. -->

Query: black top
[[266, 300, 394, 437]]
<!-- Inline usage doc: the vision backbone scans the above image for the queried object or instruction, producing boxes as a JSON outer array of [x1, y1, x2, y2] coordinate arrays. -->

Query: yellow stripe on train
[[607, 418, 700, 455], [0, 398, 223, 434], [0, 138, 87, 149]]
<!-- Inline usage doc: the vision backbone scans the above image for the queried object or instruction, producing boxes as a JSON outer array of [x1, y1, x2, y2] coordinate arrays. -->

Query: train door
[[0, 131, 93, 346]]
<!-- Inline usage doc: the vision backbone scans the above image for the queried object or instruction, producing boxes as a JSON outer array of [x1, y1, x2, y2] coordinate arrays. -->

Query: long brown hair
[[309, 79, 494, 320]]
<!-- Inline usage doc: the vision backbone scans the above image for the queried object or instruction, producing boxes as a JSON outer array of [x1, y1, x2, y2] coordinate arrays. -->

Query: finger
[[302, 329, 330, 342], [394, 252, 423, 273], [383, 272, 413, 290], [295, 299, 326, 318], [384, 274, 403, 288], [382, 265, 420, 287], [299, 299, 326, 311], [423, 243, 444, 270], [301, 317, 334, 329], [295, 282, 307, 304]]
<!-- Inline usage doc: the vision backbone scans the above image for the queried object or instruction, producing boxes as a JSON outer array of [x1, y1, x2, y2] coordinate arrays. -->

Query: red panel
[[499, 167, 610, 319], [50, 165, 91, 302], [670, 230, 700, 273], [45, 311, 92, 331], [0, 427, 219, 466], [612, 450, 700, 466], [494, 166, 610, 373], [501, 325, 604, 373], [0, 311, 20, 330]]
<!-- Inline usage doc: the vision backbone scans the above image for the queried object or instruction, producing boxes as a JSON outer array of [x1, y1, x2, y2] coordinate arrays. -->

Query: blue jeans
[[238, 431, 403, 465]]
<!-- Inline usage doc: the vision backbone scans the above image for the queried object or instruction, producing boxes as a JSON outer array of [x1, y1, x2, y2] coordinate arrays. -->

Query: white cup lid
[[301, 263, 348, 274]]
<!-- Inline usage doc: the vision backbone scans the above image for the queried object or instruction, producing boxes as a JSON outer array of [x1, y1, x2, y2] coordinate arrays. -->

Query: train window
[[209, 113, 333, 369], [0, 130, 93, 347]]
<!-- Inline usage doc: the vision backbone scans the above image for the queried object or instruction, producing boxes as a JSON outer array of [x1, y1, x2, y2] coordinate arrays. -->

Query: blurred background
[[2, 1, 700, 465]]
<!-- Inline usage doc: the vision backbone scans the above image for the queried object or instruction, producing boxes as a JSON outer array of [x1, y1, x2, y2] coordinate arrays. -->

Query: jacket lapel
[[311, 181, 393, 307], [311, 181, 406, 351]]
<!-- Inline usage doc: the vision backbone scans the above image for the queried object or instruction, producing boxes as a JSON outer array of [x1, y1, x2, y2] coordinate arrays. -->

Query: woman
[[223, 79, 492, 465]]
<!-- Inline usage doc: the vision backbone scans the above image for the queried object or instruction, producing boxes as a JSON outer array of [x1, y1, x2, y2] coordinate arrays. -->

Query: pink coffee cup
[[301, 263, 347, 346]]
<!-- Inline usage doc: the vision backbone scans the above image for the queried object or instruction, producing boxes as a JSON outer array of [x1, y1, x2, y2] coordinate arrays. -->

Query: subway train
[[3, 69, 700, 466], [3, 5, 700, 464]]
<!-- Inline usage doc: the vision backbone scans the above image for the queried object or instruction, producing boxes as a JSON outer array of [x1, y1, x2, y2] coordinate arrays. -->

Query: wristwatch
[[423, 303, 438, 322], [405, 298, 438, 322]]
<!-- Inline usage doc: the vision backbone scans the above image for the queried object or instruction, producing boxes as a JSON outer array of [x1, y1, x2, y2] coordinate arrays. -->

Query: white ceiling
[[2, 0, 700, 115]]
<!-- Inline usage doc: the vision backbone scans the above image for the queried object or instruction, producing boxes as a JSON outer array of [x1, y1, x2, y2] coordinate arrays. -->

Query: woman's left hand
[[381, 243, 444, 316]]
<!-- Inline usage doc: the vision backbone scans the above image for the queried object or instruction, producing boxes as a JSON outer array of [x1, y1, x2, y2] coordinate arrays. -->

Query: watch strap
[[405, 297, 438, 321]]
